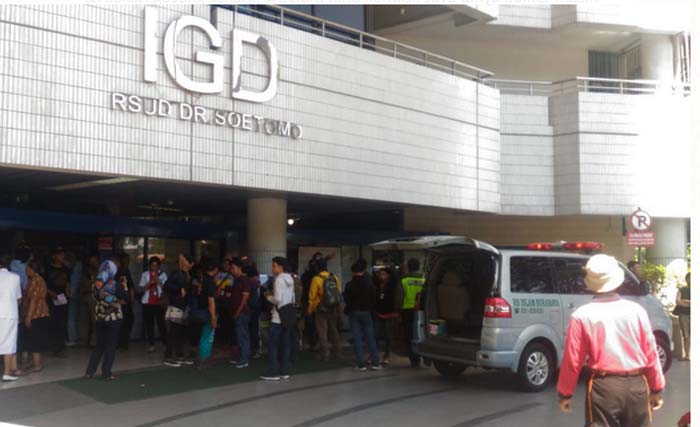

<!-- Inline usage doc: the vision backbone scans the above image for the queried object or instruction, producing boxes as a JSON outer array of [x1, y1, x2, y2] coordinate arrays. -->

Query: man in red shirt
[[558, 254, 665, 427]]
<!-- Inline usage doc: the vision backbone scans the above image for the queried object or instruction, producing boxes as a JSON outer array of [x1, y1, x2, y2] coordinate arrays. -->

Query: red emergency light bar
[[527, 243, 553, 250], [526, 241, 604, 252], [562, 241, 604, 251]]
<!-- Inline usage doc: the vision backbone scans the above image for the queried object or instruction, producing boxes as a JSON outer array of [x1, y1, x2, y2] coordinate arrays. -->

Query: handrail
[[223, 4, 494, 81], [486, 76, 690, 96]]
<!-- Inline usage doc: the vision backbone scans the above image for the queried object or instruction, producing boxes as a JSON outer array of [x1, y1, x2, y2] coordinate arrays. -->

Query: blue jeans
[[350, 311, 379, 367], [249, 311, 260, 354], [268, 323, 290, 376], [235, 313, 250, 364], [67, 293, 80, 343]]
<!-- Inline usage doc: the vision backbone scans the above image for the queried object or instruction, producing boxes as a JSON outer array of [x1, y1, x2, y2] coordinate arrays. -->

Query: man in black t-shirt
[[45, 247, 72, 357]]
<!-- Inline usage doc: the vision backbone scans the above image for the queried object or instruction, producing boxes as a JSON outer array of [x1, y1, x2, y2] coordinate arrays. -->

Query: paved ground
[[0, 347, 690, 427]]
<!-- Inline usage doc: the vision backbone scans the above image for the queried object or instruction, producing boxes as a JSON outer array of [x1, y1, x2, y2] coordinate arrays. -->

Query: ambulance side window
[[618, 269, 642, 296], [510, 257, 554, 294], [553, 258, 591, 295]]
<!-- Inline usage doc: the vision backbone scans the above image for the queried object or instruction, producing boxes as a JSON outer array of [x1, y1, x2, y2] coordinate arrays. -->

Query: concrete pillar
[[645, 218, 688, 266], [640, 34, 674, 81], [247, 198, 287, 275]]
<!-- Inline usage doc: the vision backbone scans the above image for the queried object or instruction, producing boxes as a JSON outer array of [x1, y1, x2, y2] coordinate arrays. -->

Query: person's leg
[[87, 298, 97, 346], [349, 312, 364, 367], [32, 352, 42, 370], [587, 375, 625, 427], [680, 315, 691, 360], [327, 312, 341, 358], [57, 305, 68, 352], [267, 323, 281, 375], [3, 354, 13, 375], [67, 295, 79, 344], [155, 306, 167, 350], [235, 313, 250, 365], [119, 303, 134, 349], [620, 376, 652, 427], [249, 311, 260, 356], [174, 323, 186, 358], [361, 312, 380, 367], [78, 298, 89, 346], [143, 305, 156, 347], [384, 318, 395, 360], [315, 312, 330, 360], [165, 320, 175, 359], [101, 321, 121, 378], [86, 322, 106, 376], [401, 310, 419, 366], [280, 326, 291, 376]]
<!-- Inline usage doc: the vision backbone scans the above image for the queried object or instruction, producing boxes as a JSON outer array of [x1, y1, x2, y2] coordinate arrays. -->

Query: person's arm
[[208, 295, 217, 329], [138, 272, 149, 291], [557, 316, 588, 412], [640, 312, 666, 398], [266, 276, 281, 305], [676, 290, 691, 308], [335, 275, 343, 317]]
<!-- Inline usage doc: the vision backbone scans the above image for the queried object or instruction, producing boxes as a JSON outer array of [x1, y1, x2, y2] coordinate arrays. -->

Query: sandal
[[28, 366, 43, 373], [11, 369, 25, 377]]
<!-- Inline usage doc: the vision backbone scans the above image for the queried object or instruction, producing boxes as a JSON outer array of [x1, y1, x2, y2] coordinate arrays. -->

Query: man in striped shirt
[[558, 254, 665, 427]]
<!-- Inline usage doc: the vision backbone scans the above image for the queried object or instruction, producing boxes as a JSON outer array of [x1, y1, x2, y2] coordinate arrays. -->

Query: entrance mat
[[58, 353, 347, 404]]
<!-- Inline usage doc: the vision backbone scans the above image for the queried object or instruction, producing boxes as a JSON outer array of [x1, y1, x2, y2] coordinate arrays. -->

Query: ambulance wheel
[[434, 361, 467, 378], [654, 334, 672, 373], [517, 343, 554, 392]]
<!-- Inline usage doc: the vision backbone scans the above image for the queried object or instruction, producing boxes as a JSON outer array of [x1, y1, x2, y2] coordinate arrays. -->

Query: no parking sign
[[627, 208, 656, 247]]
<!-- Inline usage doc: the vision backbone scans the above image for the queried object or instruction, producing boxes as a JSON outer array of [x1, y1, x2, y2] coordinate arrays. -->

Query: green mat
[[59, 353, 347, 404]]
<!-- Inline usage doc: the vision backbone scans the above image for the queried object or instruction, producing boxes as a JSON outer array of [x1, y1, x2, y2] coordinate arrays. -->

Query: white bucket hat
[[584, 254, 624, 293]]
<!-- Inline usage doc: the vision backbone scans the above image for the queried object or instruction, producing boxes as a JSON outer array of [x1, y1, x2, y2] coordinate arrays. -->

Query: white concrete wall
[[577, 92, 691, 218], [0, 4, 501, 213], [403, 207, 635, 262], [491, 5, 552, 29], [500, 95, 554, 215], [385, 35, 589, 82]]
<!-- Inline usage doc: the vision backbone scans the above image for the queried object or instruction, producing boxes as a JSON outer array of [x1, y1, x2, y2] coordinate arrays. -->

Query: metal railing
[[484, 77, 691, 97], [222, 4, 494, 81]]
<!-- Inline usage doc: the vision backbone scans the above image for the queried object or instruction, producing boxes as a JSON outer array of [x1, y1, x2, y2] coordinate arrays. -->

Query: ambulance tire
[[434, 361, 467, 378], [517, 343, 554, 392]]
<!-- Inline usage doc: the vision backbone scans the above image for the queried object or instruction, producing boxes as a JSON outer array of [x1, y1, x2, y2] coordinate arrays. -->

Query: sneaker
[[228, 359, 240, 365], [357, 365, 368, 372], [260, 374, 281, 381], [163, 359, 181, 368], [280, 373, 291, 380], [235, 363, 249, 369], [65, 341, 77, 348], [147, 346, 156, 353], [370, 365, 383, 371], [251, 352, 262, 359], [178, 358, 194, 366], [2, 374, 18, 382]]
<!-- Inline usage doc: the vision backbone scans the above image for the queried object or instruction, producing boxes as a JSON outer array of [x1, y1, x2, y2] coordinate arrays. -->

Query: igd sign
[[143, 7, 278, 103]]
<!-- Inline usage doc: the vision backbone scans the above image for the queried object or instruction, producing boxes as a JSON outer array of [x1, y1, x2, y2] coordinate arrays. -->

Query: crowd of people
[[0, 244, 428, 382]]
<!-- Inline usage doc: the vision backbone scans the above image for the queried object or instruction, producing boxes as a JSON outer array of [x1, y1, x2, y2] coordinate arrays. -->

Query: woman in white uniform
[[0, 254, 23, 381]]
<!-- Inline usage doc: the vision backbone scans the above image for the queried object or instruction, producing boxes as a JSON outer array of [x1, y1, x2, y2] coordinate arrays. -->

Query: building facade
[[0, 4, 691, 273]]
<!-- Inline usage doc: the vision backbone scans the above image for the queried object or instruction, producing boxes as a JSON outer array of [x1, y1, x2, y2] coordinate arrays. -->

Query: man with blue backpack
[[307, 258, 343, 361]]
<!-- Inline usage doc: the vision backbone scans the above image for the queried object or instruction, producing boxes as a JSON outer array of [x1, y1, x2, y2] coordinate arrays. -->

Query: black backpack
[[320, 273, 342, 311]]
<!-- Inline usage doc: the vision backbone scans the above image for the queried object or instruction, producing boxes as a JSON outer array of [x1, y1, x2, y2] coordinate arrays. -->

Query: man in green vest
[[399, 258, 424, 367]]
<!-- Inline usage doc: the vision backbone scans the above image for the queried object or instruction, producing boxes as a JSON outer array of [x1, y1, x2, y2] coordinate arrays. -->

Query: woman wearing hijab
[[84, 260, 127, 380]]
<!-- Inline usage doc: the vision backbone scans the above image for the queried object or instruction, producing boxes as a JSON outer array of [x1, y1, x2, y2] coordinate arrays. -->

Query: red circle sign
[[630, 209, 653, 232]]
